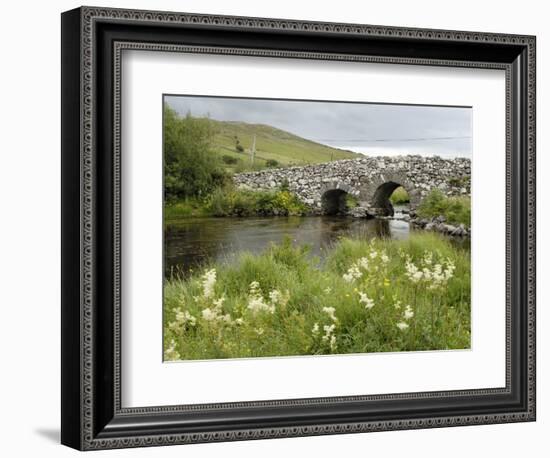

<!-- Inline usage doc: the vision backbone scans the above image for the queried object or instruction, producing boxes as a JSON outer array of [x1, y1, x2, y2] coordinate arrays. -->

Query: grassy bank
[[417, 189, 471, 226], [165, 186, 309, 219], [164, 233, 470, 360]]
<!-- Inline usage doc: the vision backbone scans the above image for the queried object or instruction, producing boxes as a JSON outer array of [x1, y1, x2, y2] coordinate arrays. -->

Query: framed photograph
[[61, 6, 536, 450]]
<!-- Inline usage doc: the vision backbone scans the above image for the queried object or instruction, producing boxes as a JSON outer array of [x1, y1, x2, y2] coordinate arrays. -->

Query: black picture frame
[[61, 6, 536, 450]]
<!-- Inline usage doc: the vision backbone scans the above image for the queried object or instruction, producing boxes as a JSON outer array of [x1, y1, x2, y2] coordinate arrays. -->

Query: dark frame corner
[[62, 5, 536, 451]]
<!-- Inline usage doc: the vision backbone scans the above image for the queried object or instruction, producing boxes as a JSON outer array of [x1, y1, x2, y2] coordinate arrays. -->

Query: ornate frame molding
[[61, 6, 536, 450]]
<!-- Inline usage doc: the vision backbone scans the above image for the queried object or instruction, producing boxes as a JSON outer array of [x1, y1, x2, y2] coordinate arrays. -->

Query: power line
[[309, 136, 472, 143]]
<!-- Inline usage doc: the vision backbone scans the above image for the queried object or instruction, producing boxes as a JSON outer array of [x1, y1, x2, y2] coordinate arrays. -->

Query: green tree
[[163, 105, 227, 200]]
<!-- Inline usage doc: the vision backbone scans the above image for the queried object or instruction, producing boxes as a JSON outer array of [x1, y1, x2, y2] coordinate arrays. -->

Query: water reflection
[[164, 215, 412, 278]]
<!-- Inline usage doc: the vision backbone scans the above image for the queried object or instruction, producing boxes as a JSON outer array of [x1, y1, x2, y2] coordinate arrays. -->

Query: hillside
[[207, 119, 360, 172]]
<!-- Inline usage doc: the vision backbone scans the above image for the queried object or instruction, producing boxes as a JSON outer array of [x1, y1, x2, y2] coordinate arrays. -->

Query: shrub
[[417, 189, 471, 226], [163, 105, 229, 199], [204, 187, 309, 217], [265, 159, 279, 168], [222, 155, 238, 165]]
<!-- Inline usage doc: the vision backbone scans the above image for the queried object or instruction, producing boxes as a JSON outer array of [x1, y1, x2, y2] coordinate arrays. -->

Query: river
[[163, 206, 467, 278]]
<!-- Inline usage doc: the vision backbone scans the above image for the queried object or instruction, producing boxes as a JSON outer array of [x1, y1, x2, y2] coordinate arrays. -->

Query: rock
[[347, 206, 369, 218], [442, 224, 456, 234], [425, 222, 435, 231]]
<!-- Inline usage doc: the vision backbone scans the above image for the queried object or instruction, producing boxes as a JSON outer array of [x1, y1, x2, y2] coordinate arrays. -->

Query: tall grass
[[417, 189, 471, 226], [164, 233, 470, 360]]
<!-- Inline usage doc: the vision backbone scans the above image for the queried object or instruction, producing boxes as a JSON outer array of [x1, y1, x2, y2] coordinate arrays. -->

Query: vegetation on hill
[[208, 119, 360, 172]]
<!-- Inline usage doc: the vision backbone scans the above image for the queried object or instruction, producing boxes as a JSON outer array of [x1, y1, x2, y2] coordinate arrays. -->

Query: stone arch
[[319, 182, 359, 215], [368, 172, 420, 217]]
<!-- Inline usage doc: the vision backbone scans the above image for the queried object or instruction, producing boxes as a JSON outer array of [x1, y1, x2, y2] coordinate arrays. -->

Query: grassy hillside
[[207, 119, 360, 172]]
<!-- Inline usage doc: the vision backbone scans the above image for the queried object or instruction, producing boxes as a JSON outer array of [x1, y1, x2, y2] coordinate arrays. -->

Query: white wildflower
[[322, 324, 336, 341], [357, 257, 370, 270], [201, 308, 218, 321], [405, 261, 423, 283], [312, 322, 320, 336], [175, 308, 196, 327], [369, 250, 378, 260], [164, 339, 180, 361], [268, 289, 282, 305], [359, 292, 375, 309], [255, 327, 264, 336], [322, 306, 338, 322], [394, 300, 402, 310], [380, 252, 389, 264], [323, 287, 332, 294], [246, 282, 275, 314], [403, 305, 414, 320], [343, 265, 362, 283], [201, 268, 217, 298], [234, 318, 244, 326], [212, 296, 225, 309], [396, 321, 409, 331], [247, 296, 275, 314], [329, 335, 337, 351]]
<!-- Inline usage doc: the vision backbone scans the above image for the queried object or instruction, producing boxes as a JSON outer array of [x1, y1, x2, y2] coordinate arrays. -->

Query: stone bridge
[[234, 156, 471, 217]]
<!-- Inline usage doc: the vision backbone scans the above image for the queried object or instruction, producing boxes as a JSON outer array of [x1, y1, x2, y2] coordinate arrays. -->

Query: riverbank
[[165, 186, 309, 219], [164, 233, 470, 361]]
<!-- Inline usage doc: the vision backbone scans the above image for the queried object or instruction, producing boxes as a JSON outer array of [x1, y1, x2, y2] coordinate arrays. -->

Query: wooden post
[[251, 133, 256, 164]]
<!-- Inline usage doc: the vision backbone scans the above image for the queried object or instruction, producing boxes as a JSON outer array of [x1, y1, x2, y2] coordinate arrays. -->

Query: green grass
[[165, 186, 310, 219], [390, 186, 410, 204], [207, 119, 361, 172], [417, 189, 471, 227], [163, 233, 471, 360]]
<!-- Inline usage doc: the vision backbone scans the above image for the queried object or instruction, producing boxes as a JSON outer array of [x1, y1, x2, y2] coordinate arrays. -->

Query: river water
[[164, 207, 431, 278]]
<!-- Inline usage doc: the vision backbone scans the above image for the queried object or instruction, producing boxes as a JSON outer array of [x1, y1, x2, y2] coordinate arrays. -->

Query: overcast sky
[[165, 95, 472, 158]]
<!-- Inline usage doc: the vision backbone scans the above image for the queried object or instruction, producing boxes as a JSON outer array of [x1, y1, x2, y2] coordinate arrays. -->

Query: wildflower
[[396, 321, 409, 331], [255, 327, 264, 336], [381, 252, 389, 264], [329, 335, 337, 351], [393, 300, 402, 310], [175, 308, 196, 327], [164, 339, 180, 361], [323, 287, 332, 294], [268, 289, 282, 305], [201, 308, 218, 321], [201, 268, 217, 298], [405, 261, 423, 283], [383, 278, 390, 287], [234, 318, 244, 326], [403, 305, 414, 320], [247, 296, 275, 314], [357, 257, 370, 270], [343, 265, 362, 283], [312, 322, 320, 336], [246, 281, 275, 314], [359, 292, 374, 310], [322, 324, 336, 342], [369, 250, 378, 260], [322, 306, 338, 322]]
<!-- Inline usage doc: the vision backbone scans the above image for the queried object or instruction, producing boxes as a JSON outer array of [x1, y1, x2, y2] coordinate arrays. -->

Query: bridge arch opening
[[321, 189, 354, 215], [372, 182, 410, 217]]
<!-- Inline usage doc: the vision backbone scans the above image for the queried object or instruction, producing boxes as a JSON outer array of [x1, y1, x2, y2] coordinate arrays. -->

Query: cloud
[[165, 95, 472, 158]]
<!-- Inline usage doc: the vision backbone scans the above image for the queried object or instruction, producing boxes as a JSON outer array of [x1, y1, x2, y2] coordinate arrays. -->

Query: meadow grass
[[417, 189, 471, 226], [163, 233, 471, 361]]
